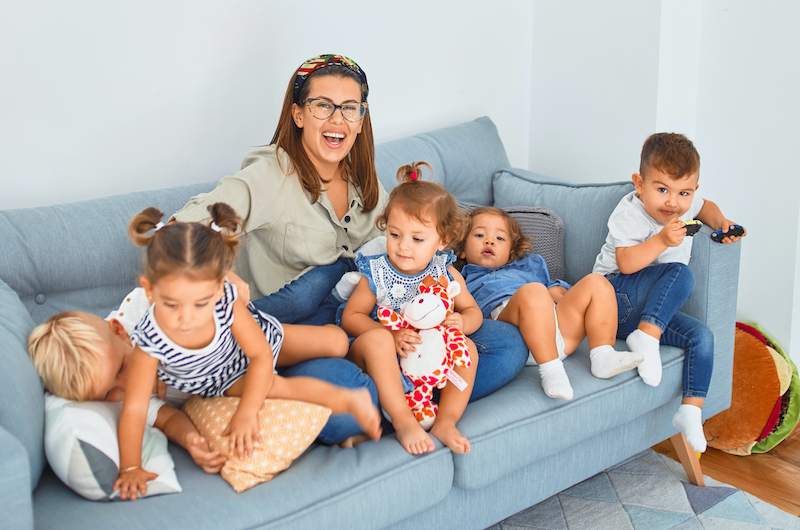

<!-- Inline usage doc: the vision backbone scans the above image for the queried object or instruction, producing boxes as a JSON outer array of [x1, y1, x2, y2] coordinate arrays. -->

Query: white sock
[[672, 404, 707, 453], [626, 329, 662, 387], [538, 358, 573, 400], [589, 345, 644, 379]]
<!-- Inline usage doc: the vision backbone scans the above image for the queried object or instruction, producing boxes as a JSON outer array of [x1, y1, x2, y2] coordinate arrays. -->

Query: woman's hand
[[113, 467, 158, 501], [226, 270, 251, 305], [185, 433, 226, 474], [222, 410, 261, 461], [391, 328, 421, 358], [442, 311, 464, 331]]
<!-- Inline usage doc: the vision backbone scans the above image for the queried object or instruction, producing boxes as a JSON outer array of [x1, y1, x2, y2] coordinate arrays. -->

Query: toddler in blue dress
[[458, 207, 644, 401]]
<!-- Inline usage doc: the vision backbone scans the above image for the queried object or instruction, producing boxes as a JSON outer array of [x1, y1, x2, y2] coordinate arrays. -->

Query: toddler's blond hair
[[27, 311, 104, 401]]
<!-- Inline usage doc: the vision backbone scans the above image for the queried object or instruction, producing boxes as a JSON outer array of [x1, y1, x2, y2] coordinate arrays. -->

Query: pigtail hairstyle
[[128, 203, 243, 284], [376, 161, 463, 247], [455, 206, 533, 263]]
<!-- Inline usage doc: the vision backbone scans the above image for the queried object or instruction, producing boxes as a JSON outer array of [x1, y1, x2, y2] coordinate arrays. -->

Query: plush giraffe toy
[[377, 275, 471, 430]]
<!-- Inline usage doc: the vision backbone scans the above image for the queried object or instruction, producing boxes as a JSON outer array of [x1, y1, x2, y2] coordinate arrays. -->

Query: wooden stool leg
[[670, 432, 705, 486]]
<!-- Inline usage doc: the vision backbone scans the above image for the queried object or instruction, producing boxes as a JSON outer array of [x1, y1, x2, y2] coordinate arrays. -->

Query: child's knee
[[666, 262, 696, 291], [322, 325, 349, 357], [515, 282, 550, 304]]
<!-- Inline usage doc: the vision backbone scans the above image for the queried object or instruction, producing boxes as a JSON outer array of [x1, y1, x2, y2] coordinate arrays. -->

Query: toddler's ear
[[108, 319, 130, 341]]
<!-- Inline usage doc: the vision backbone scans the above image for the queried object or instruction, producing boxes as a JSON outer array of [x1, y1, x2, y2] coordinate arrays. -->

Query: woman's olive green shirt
[[172, 145, 388, 299]]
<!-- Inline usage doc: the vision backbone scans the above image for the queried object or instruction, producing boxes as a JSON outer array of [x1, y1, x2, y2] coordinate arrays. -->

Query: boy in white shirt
[[593, 133, 745, 452]]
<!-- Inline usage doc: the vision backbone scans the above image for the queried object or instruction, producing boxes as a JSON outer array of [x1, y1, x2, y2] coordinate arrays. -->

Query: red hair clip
[[409, 171, 418, 180]]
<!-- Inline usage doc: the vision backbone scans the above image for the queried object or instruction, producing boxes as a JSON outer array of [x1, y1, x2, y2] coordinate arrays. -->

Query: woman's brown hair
[[128, 202, 242, 284], [376, 161, 463, 246], [455, 206, 533, 264], [270, 65, 380, 212]]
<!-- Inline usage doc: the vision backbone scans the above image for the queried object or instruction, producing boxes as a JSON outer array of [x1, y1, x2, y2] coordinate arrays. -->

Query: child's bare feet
[[346, 388, 382, 441], [395, 418, 435, 454], [430, 420, 470, 454]]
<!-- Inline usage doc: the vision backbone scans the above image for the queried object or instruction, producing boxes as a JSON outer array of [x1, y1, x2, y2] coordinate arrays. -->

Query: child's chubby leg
[[275, 323, 349, 366], [347, 328, 435, 455], [430, 338, 477, 454], [556, 274, 643, 379], [266, 374, 382, 443], [498, 283, 573, 400]]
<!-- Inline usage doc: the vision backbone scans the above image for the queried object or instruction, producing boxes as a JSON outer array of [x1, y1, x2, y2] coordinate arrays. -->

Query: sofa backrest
[[375, 116, 509, 205], [492, 169, 635, 285]]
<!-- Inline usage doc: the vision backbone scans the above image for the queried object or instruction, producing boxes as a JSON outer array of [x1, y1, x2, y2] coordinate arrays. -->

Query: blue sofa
[[0, 117, 741, 530]]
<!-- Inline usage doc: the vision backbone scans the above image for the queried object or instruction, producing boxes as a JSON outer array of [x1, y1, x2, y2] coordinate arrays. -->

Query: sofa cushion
[[0, 280, 44, 490], [451, 339, 687, 491], [44, 395, 181, 501], [32, 435, 454, 530], [376, 117, 510, 205], [182, 396, 330, 493], [492, 169, 634, 284]]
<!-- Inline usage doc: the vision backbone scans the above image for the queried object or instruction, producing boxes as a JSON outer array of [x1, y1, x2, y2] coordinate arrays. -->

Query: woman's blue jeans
[[608, 262, 714, 399], [256, 260, 529, 443]]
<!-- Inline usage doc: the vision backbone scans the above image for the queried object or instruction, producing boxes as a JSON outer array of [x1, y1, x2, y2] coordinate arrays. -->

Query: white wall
[[0, 0, 534, 209], [529, 0, 800, 364]]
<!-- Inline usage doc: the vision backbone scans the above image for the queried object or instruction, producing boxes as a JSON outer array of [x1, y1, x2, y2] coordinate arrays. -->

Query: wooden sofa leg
[[670, 432, 704, 487]]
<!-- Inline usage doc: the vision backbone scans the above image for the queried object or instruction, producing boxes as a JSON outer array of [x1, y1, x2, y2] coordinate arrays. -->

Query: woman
[[172, 54, 528, 445]]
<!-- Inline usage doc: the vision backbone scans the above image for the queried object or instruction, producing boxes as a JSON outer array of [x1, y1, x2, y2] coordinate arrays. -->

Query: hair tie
[[409, 172, 418, 180], [153, 222, 165, 232], [293, 54, 368, 103], [210, 222, 222, 233]]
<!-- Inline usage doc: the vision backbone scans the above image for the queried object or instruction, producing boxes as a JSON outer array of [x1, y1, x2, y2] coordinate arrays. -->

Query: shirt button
[[344, 215, 351, 223], [342, 245, 349, 251]]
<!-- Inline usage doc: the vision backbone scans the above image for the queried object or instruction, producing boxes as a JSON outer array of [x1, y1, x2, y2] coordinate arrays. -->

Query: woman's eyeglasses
[[304, 98, 367, 122]]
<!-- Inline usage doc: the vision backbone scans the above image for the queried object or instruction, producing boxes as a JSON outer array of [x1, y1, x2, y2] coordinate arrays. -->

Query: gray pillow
[[458, 203, 565, 281]]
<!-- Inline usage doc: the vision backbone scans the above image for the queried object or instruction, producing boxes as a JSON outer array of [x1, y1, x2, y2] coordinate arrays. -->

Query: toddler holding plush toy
[[457, 207, 644, 401], [116, 202, 381, 500], [341, 161, 482, 456], [592, 132, 745, 452]]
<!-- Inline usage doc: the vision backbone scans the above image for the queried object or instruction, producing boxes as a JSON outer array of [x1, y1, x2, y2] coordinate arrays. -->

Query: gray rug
[[487, 450, 799, 530]]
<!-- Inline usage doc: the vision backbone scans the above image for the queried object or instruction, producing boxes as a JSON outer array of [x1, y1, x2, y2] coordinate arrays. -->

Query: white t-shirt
[[593, 191, 705, 276]]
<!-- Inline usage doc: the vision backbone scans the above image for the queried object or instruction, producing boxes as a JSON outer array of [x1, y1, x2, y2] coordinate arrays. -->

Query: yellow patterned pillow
[[182, 396, 331, 492]]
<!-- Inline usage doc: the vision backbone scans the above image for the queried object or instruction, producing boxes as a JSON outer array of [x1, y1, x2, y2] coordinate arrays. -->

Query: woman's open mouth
[[323, 131, 345, 146]]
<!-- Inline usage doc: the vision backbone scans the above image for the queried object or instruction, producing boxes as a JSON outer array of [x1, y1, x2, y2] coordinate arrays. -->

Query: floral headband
[[293, 54, 369, 103]]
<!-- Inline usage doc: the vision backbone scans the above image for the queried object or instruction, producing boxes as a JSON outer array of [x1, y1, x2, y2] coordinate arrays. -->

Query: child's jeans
[[607, 262, 714, 399]]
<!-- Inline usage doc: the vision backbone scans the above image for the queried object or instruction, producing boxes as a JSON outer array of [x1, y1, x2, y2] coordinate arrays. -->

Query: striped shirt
[[130, 280, 283, 397]]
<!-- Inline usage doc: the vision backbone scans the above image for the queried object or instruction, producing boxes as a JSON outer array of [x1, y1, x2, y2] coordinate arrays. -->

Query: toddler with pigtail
[[341, 162, 482, 455], [115, 202, 381, 500]]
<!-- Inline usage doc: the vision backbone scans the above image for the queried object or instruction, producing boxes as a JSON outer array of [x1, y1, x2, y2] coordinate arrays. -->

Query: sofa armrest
[[683, 225, 742, 416], [0, 426, 33, 530]]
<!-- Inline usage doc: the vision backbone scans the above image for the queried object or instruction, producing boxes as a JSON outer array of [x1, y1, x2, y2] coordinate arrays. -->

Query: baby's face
[[90, 320, 134, 402], [385, 208, 446, 275], [634, 168, 699, 225], [461, 212, 512, 269]]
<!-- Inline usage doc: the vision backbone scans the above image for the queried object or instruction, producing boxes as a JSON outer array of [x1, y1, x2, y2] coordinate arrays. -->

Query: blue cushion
[[493, 169, 634, 284], [376, 117, 510, 205], [33, 436, 453, 530], [0, 280, 44, 490]]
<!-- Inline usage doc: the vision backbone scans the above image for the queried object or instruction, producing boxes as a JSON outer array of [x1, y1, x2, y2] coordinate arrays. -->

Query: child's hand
[[391, 328, 421, 358], [185, 432, 227, 474], [714, 221, 747, 244], [659, 219, 687, 247], [153, 377, 167, 400], [226, 270, 251, 306], [113, 467, 158, 501], [222, 410, 262, 461], [442, 312, 464, 331]]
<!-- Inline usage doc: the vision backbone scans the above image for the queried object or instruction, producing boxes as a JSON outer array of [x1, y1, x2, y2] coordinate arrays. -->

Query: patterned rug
[[487, 450, 799, 530]]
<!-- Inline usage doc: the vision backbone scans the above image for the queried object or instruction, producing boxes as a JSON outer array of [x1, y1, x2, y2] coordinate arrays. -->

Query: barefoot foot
[[395, 419, 435, 455], [346, 388, 382, 441], [338, 434, 371, 449], [430, 420, 470, 454]]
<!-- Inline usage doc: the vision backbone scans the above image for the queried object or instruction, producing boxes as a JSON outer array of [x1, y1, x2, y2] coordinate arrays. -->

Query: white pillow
[[44, 393, 181, 501]]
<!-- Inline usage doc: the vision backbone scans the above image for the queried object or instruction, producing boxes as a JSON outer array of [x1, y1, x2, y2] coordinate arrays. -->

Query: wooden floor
[[652, 422, 800, 517]]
